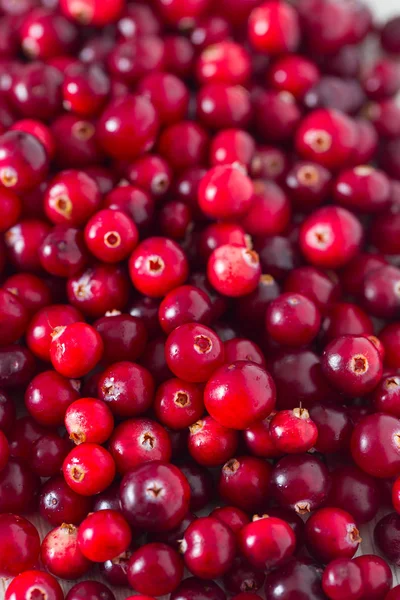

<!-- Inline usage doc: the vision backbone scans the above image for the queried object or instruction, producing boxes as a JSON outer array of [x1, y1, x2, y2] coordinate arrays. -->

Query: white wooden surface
[[2, 1, 400, 598]]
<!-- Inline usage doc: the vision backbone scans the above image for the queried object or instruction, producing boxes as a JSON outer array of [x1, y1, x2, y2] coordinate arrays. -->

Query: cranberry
[[239, 515, 295, 571], [188, 416, 238, 467], [39, 475, 92, 526], [84, 208, 138, 263], [120, 461, 190, 532], [386, 587, 400, 600], [0, 345, 36, 389], [334, 165, 390, 213], [322, 558, 363, 600], [361, 265, 400, 319], [7, 416, 46, 462], [321, 303, 373, 343], [0, 390, 15, 434], [138, 72, 189, 126], [62, 65, 110, 117], [207, 245, 261, 298], [65, 397, 114, 446], [243, 180, 291, 237], [78, 509, 131, 562], [211, 506, 250, 535], [100, 550, 132, 588], [126, 154, 172, 201], [374, 512, 400, 566], [264, 559, 325, 600], [10, 63, 62, 122], [322, 335, 382, 397], [0, 188, 21, 231], [210, 129, 255, 169], [65, 581, 116, 600], [129, 236, 188, 298], [50, 322, 103, 378], [248, 1, 300, 54], [25, 370, 79, 427], [109, 417, 171, 475], [155, 378, 204, 430], [205, 361, 276, 430], [97, 95, 158, 161], [127, 542, 183, 596], [20, 8, 78, 60], [67, 264, 129, 318], [309, 402, 352, 454], [170, 577, 227, 600], [164, 35, 195, 78], [0, 289, 29, 347], [41, 523, 91, 579], [354, 555, 392, 600], [329, 465, 380, 525], [45, 169, 101, 227], [270, 453, 330, 514], [253, 90, 301, 144], [305, 507, 361, 563], [5, 218, 51, 272], [60, 0, 124, 26], [0, 514, 40, 577], [0, 457, 39, 513], [219, 456, 271, 512], [63, 442, 116, 496], [223, 557, 265, 595], [165, 323, 224, 383], [51, 114, 103, 168], [268, 55, 320, 100], [98, 361, 155, 418], [181, 516, 236, 579], [255, 235, 301, 281], [5, 570, 63, 600], [270, 407, 318, 454]]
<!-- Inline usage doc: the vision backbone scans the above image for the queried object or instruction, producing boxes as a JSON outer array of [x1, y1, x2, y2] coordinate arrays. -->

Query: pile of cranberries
[[1, 0, 400, 598]]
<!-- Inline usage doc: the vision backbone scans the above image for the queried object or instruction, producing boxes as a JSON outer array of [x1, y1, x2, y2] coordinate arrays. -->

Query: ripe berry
[[248, 1, 300, 54], [270, 408, 318, 453], [189, 416, 238, 467], [322, 335, 382, 397], [154, 378, 205, 430], [129, 237, 188, 298], [239, 515, 296, 570], [84, 209, 138, 263], [219, 456, 271, 512], [41, 523, 91, 580], [98, 361, 155, 418], [205, 361, 276, 430], [50, 322, 103, 378], [0, 514, 40, 577], [44, 169, 101, 226], [198, 165, 254, 219], [306, 508, 361, 563], [208, 245, 261, 298], [78, 509, 131, 562], [60, 0, 124, 26], [351, 413, 400, 478], [63, 443, 116, 496], [322, 558, 363, 600], [165, 323, 225, 383], [181, 517, 236, 579], [5, 570, 63, 600], [120, 461, 191, 532], [127, 543, 183, 597], [65, 397, 114, 445], [266, 293, 321, 347]]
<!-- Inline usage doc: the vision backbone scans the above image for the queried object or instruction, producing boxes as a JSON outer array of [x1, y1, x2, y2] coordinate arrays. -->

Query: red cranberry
[[361, 265, 400, 319], [25, 370, 79, 427], [285, 161, 332, 212], [188, 416, 238, 467], [129, 237, 188, 298], [63, 65, 110, 117], [223, 556, 265, 595], [179, 461, 214, 511], [295, 109, 357, 170], [0, 188, 21, 231], [84, 208, 138, 263], [0, 345, 36, 389], [354, 555, 392, 600], [159, 200, 193, 240], [165, 323, 224, 383], [373, 375, 400, 417], [65, 581, 116, 600], [39, 226, 88, 277], [305, 507, 361, 563], [10, 63, 62, 121], [322, 335, 382, 397], [63, 442, 116, 496], [155, 378, 204, 430], [208, 245, 261, 298], [20, 8, 78, 59], [120, 461, 190, 532], [380, 324, 400, 370], [5, 570, 63, 600], [7, 416, 46, 462], [78, 509, 131, 562], [60, 0, 124, 26], [255, 235, 301, 281], [67, 264, 129, 318], [126, 154, 172, 201], [243, 180, 291, 237], [205, 361, 276, 430], [211, 506, 250, 534], [51, 114, 103, 168], [50, 321, 103, 378], [127, 542, 183, 597], [210, 129, 255, 169], [138, 72, 189, 126], [109, 417, 171, 475], [322, 558, 363, 600], [334, 165, 391, 213], [181, 517, 236, 579], [98, 361, 155, 418], [266, 293, 320, 347], [239, 515, 295, 571], [100, 550, 132, 588], [39, 475, 92, 526], [164, 35, 195, 78], [0, 289, 29, 347], [268, 55, 320, 101], [321, 303, 373, 343], [0, 514, 40, 577], [0, 390, 15, 434], [97, 95, 158, 161], [329, 466, 380, 525], [45, 169, 101, 227], [309, 402, 352, 454], [94, 312, 147, 364], [219, 456, 271, 512], [270, 453, 330, 514], [65, 397, 114, 445], [248, 1, 300, 54], [0, 429, 9, 471], [387, 587, 400, 600], [270, 408, 318, 454], [264, 559, 325, 600], [41, 523, 91, 579]]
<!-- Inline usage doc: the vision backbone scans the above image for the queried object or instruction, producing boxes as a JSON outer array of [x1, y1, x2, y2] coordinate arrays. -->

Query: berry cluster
[[0, 0, 400, 599]]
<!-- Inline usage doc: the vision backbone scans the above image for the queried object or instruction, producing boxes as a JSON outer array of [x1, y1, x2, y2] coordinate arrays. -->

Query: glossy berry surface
[[305, 508, 361, 564], [239, 515, 296, 571], [5, 570, 64, 600], [127, 543, 183, 597], [78, 509, 131, 562]]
